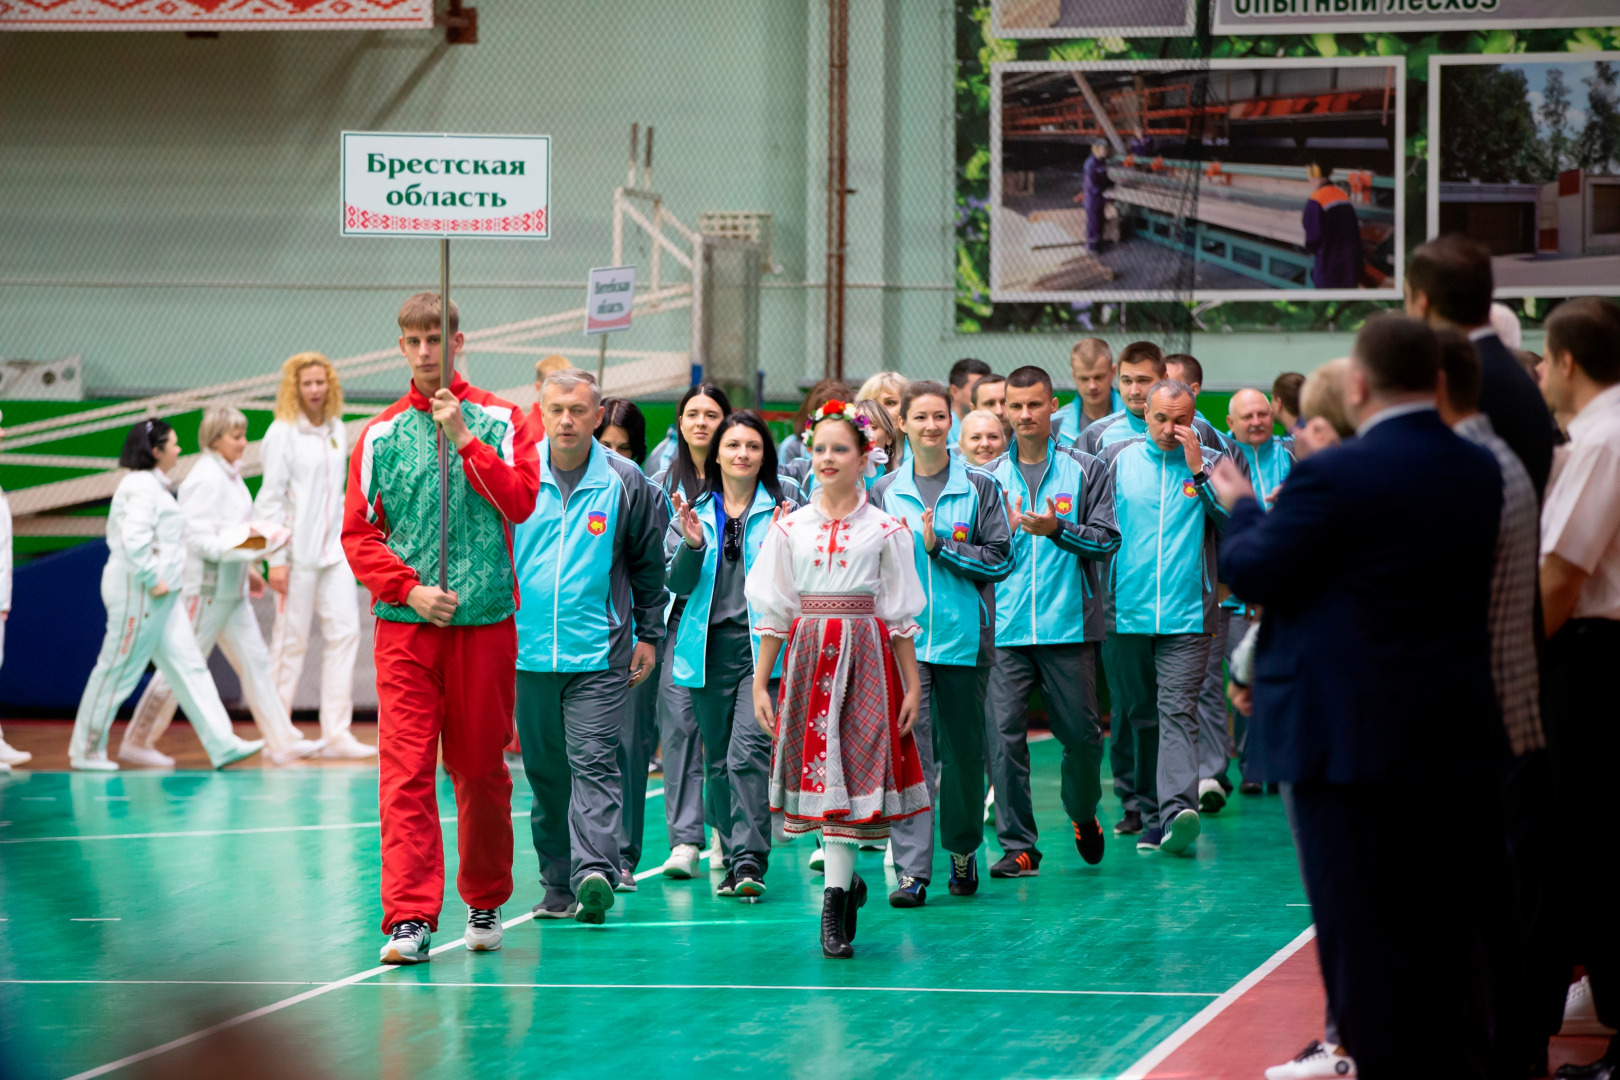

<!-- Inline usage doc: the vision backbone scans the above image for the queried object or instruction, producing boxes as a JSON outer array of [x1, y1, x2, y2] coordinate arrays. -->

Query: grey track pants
[[889, 662, 989, 882], [618, 662, 659, 874], [1104, 632, 1211, 829], [986, 643, 1103, 855], [516, 668, 626, 895], [656, 609, 711, 850], [1194, 606, 1234, 783], [686, 624, 773, 874]]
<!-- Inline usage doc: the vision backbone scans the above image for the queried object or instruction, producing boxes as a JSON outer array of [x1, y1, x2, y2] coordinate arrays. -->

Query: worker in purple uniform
[[1081, 142, 1113, 255], [1302, 163, 1360, 289]]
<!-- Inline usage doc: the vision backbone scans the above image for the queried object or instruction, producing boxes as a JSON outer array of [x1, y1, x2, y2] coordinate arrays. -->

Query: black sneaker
[[1238, 781, 1264, 795], [380, 919, 432, 964], [888, 876, 927, 908], [947, 852, 979, 896], [1136, 826, 1164, 851], [1113, 810, 1144, 836], [532, 886, 578, 919], [989, 849, 1041, 877], [734, 865, 767, 899], [716, 871, 739, 897], [1073, 817, 1105, 865]]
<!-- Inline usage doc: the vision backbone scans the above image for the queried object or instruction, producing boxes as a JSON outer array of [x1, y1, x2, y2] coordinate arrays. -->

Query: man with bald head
[[1098, 380, 1229, 855]]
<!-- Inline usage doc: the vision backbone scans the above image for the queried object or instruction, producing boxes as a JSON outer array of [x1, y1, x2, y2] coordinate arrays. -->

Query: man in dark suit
[[1210, 315, 1505, 1080], [1406, 233, 1556, 498]]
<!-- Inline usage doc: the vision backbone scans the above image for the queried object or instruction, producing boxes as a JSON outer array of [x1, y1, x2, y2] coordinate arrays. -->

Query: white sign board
[[341, 131, 550, 238], [584, 265, 636, 335]]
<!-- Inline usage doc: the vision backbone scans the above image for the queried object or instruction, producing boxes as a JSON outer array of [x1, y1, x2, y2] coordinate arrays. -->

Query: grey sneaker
[[532, 887, 578, 919], [380, 920, 432, 964], [575, 872, 615, 925]]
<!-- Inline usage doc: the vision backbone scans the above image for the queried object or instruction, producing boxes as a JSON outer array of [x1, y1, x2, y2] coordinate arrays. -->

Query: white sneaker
[[1562, 975, 1619, 1037], [883, 839, 895, 868], [464, 907, 502, 952], [663, 843, 701, 879], [267, 738, 324, 766], [213, 739, 264, 769], [0, 739, 31, 766], [1198, 777, 1227, 813], [380, 920, 432, 964], [704, 835, 725, 869], [0, 759, 10, 774], [117, 743, 175, 769], [984, 785, 995, 824], [319, 733, 378, 760], [1159, 808, 1201, 855], [1265, 1041, 1357, 1078], [808, 843, 825, 872], [70, 750, 120, 772]]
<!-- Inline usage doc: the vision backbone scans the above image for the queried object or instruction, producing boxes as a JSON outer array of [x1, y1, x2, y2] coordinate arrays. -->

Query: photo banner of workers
[[988, 58, 1404, 303], [1428, 52, 1620, 299]]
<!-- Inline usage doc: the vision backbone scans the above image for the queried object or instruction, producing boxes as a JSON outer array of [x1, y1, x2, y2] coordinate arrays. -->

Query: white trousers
[[125, 590, 304, 753], [70, 574, 239, 765], [266, 563, 360, 739]]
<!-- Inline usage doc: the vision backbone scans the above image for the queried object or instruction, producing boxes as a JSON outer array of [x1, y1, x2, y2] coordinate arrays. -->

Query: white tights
[[822, 838, 856, 891]]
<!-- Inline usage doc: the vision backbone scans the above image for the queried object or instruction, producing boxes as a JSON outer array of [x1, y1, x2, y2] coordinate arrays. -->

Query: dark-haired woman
[[665, 413, 800, 898], [650, 383, 734, 878], [67, 420, 265, 771], [595, 397, 648, 466], [747, 400, 928, 958]]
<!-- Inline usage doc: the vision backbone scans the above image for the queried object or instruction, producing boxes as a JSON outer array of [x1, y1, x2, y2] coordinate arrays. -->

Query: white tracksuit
[[123, 451, 307, 755], [0, 485, 11, 665], [253, 415, 360, 740], [69, 469, 245, 764]]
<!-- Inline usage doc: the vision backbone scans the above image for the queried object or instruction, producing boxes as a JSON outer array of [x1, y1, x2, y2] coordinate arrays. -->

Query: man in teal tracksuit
[[872, 401, 1014, 902], [1099, 379, 1228, 857], [1075, 342, 1240, 472], [1051, 337, 1125, 446], [513, 371, 670, 925], [985, 366, 1121, 879]]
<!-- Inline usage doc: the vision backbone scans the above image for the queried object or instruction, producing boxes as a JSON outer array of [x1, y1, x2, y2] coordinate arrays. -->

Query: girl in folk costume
[[746, 400, 929, 959]]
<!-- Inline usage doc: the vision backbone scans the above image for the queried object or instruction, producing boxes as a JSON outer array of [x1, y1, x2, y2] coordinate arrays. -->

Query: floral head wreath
[[803, 399, 871, 443]]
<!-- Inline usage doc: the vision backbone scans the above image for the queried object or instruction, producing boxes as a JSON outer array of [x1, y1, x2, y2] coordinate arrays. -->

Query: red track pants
[[375, 617, 516, 932]]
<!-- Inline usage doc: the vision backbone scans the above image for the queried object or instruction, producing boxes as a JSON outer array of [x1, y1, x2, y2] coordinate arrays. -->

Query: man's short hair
[[1352, 314, 1440, 395], [1272, 372, 1305, 417], [1146, 379, 1195, 410], [1408, 235, 1493, 327], [1436, 330, 1483, 415], [969, 373, 1006, 407], [1116, 341, 1167, 376], [1006, 365, 1054, 397], [949, 357, 993, 389], [398, 291, 459, 335], [534, 354, 572, 381], [540, 368, 601, 405], [1164, 353, 1203, 386], [1545, 297, 1620, 385], [1069, 338, 1113, 368]]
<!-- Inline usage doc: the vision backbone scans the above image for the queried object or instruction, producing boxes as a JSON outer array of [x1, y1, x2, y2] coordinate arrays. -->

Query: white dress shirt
[[1542, 382, 1620, 621]]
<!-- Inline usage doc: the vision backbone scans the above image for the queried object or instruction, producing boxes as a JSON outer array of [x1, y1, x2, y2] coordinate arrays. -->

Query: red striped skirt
[[768, 595, 929, 843]]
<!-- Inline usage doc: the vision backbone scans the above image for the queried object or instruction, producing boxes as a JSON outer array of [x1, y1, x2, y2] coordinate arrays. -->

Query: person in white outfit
[[255, 352, 373, 759], [69, 419, 265, 771], [0, 413, 28, 771], [118, 407, 322, 768]]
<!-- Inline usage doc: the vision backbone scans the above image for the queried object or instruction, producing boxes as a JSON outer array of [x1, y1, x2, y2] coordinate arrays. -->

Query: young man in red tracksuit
[[343, 292, 539, 964]]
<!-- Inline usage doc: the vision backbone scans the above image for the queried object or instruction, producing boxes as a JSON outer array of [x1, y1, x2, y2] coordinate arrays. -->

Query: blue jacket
[[1219, 409, 1503, 784], [663, 480, 796, 687], [989, 439, 1120, 646], [1100, 436, 1228, 636], [1233, 435, 1295, 508], [514, 440, 670, 673], [1051, 387, 1125, 446], [870, 456, 1015, 667]]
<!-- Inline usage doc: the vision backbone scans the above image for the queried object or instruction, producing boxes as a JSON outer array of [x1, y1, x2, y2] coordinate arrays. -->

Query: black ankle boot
[[821, 888, 853, 959], [844, 873, 868, 943]]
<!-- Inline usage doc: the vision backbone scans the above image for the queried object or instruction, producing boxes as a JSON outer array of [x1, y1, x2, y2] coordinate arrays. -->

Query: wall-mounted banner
[[1215, 0, 1620, 36], [0, 0, 431, 30], [585, 266, 637, 335], [341, 131, 550, 239]]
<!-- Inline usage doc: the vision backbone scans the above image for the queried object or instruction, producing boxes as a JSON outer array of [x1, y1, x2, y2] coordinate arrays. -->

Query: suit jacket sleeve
[[1219, 455, 1344, 607]]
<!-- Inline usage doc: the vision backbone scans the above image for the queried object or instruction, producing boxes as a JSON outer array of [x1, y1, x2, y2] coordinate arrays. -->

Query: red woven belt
[[800, 593, 876, 617]]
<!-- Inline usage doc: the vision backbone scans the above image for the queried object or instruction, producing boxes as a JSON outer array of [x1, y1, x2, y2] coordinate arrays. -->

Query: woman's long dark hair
[[668, 382, 732, 497], [119, 418, 176, 470], [595, 396, 648, 465], [702, 411, 784, 508]]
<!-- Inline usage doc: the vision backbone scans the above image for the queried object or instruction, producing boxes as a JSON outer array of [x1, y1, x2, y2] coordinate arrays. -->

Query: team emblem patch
[[586, 511, 607, 535], [1182, 479, 1199, 498], [950, 522, 970, 542], [1053, 493, 1074, 515]]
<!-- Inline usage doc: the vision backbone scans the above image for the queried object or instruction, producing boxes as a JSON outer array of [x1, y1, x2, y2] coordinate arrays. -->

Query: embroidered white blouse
[[745, 491, 926, 640]]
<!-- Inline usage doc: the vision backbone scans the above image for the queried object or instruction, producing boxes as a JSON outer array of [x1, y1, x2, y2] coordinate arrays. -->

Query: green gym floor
[[0, 738, 1311, 1080]]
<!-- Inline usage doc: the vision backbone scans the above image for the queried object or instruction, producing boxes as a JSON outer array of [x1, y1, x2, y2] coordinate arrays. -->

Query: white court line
[[4, 980, 321, 986], [1113, 925, 1318, 1080], [69, 918, 120, 922], [362, 982, 1220, 998], [0, 787, 664, 845]]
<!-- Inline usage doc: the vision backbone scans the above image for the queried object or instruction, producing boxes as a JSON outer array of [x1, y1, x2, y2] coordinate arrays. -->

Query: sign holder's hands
[[672, 492, 705, 550], [629, 641, 657, 687], [919, 508, 939, 553], [431, 388, 474, 451], [1210, 458, 1257, 511], [1021, 497, 1061, 537], [407, 584, 460, 627], [1175, 423, 1205, 476]]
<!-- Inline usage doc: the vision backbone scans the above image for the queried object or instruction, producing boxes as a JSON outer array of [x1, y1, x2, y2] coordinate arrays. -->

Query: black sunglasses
[[723, 515, 744, 562]]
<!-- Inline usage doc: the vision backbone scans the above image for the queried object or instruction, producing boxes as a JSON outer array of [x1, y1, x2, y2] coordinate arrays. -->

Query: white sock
[[822, 839, 855, 891]]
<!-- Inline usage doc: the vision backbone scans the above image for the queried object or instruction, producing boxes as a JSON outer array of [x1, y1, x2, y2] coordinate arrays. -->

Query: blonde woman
[[255, 353, 374, 758], [856, 371, 906, 426], [119, 407, 321, 767]]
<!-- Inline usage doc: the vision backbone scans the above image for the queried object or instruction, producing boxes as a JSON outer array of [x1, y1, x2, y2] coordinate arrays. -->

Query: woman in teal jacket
[[666, 412, 799, 898]]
